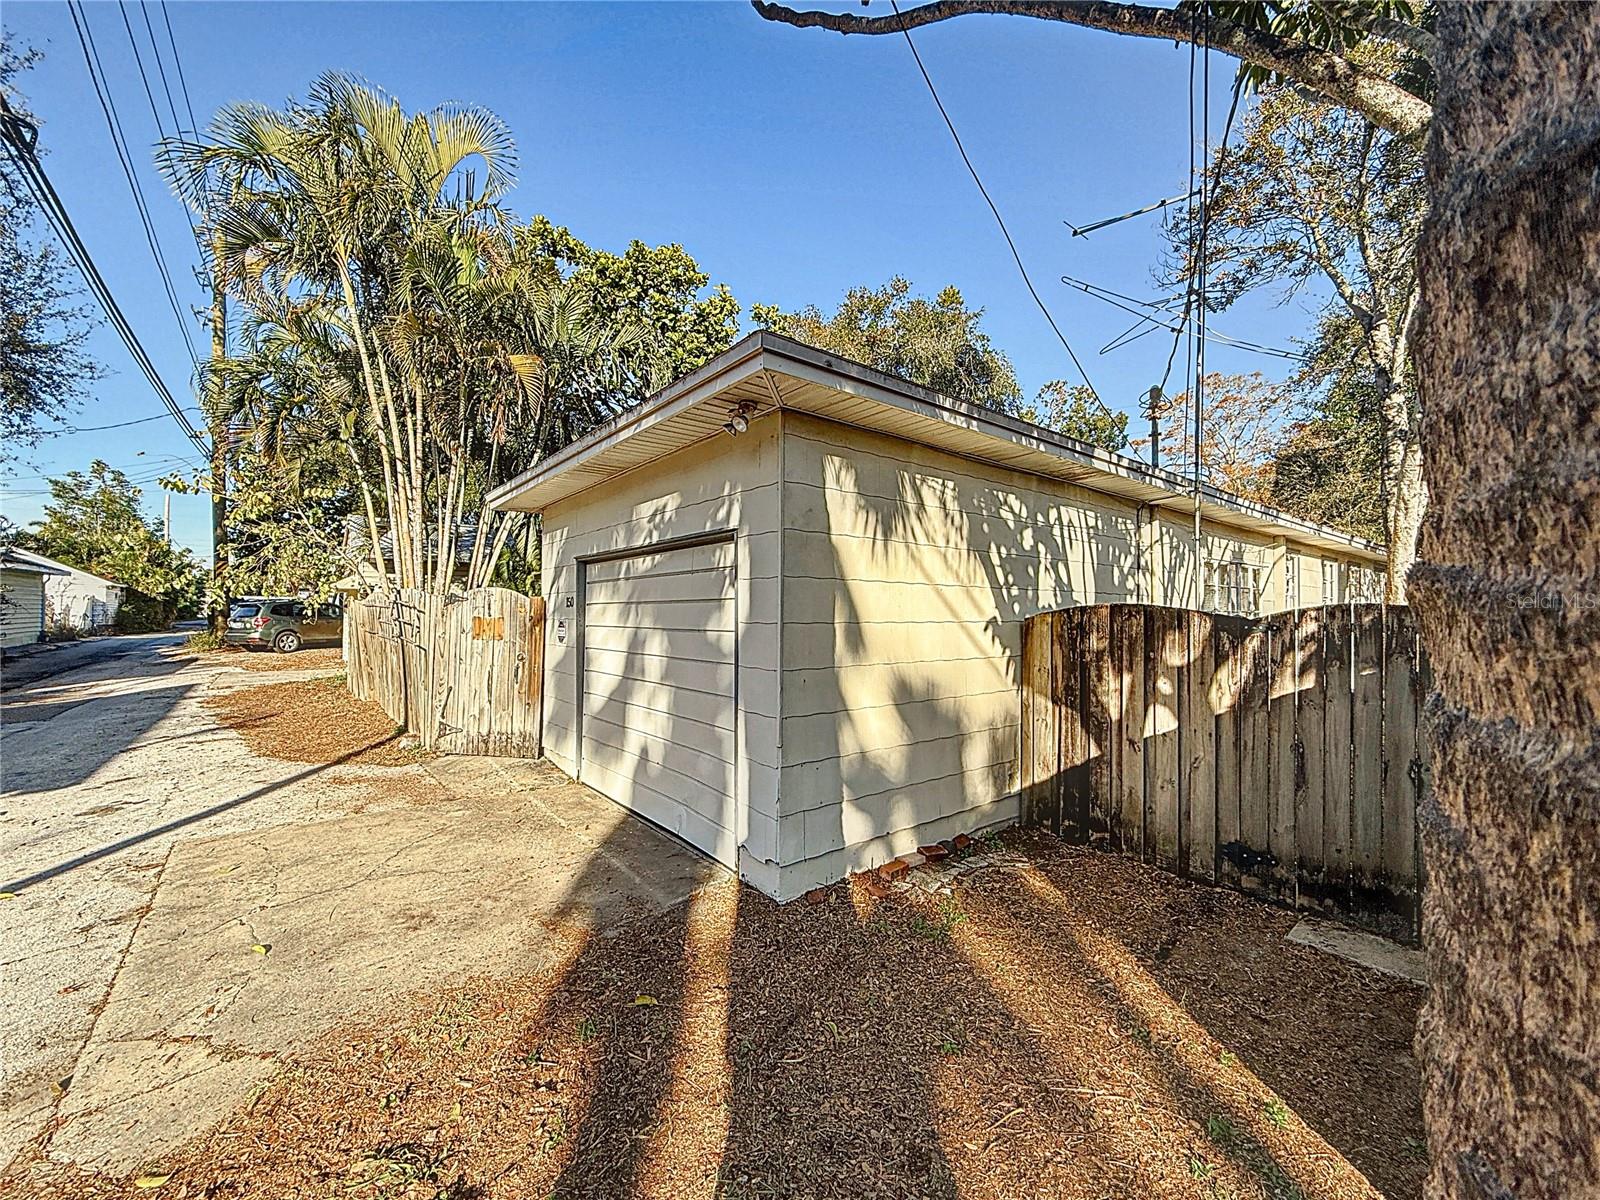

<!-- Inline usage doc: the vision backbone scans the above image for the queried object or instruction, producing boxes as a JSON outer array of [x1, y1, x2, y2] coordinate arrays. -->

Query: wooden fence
[[345, 586, 544, 757], [1021, 603, 1431, 932]]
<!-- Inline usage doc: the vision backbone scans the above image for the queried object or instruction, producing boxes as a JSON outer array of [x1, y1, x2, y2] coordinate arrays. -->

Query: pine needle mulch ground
[[202, 674, 423, 767], [35, 837, 1426, 1200], [211, 647, 346, 673]]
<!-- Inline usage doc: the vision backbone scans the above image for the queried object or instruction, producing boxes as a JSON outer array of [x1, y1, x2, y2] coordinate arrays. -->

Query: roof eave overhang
[[488, 332, 1387, 564]]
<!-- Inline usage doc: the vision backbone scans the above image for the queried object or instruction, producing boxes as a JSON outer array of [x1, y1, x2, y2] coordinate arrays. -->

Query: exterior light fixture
[[723, 400, 758, 437]]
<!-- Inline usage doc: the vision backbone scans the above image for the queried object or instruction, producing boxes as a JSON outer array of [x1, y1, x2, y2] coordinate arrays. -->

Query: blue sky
[[2, 1, 1321, 559]]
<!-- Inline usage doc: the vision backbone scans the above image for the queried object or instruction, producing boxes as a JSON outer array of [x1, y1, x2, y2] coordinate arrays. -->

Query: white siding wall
[[540, 413, 782, 891], [0, 570, 47, 649], [769, 414, 1359, 896], [537, 408, 1383, 901], [44, 572, 122, 630]]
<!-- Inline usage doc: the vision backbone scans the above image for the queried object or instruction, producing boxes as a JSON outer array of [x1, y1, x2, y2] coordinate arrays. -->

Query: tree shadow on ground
[[45, 822, 1426, 1200], [0, 645, 198, 796]]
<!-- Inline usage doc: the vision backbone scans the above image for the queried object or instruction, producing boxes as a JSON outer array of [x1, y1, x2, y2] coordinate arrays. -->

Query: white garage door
[[579, 537, 738, 864]]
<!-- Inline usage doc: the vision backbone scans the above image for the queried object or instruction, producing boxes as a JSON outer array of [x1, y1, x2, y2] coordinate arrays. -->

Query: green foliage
[[1017, 381, 1130, 451], [186, 628, 227, 651], [1267, 315, 1387, 542], [114, 588, 179, 633], [1206, 1114, 1238, 1147], [1188, 2, 1431, 100], [752, 277, 1022, 413], [488, 514, 540, 595], [19, 461, 207, 618], [216, 447, 355, 601], [162, 77, 741, 596], [524, 217, 740, 401], [908, 897, 969, 941], [0, 41, 105, 464]]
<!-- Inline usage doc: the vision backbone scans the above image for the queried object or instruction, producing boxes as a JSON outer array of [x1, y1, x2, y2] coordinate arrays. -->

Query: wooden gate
[[345, 586, 544, 757], [1020, 603, 1430, 933]]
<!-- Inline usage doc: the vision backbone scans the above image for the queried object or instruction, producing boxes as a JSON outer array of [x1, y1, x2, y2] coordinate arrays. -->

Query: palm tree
[[162, 75, 658, 595]]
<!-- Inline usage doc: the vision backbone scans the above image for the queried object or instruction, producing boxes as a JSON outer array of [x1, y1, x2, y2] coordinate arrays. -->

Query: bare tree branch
[[751, 0, 1433, 137]]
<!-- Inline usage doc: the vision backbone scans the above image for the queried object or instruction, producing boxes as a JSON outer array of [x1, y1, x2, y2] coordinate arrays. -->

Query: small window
[[1285, 554, 1301, 610], [318, 604, 343, 622], [1204, 558, 1263, 617], [1348, 566, 1383, 604], [230, 603, 260, 619], [270, 602, 299, 618], [1322, 561, 1341, 606]]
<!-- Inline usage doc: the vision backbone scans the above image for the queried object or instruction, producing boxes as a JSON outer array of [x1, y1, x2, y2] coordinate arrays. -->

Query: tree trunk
[[208, 237, 229, 637], [1382, 379, 1426, 605], [1410, 5, 1599, 1198]]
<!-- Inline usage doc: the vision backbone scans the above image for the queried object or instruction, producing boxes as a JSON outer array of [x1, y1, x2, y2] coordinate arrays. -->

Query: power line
[[132, 1, 185, 139], [3, 452, 204, 482], [60, 411, 204, 434], [886, 0, 1106, 412], [67, 0, 201, 369], [1152, 73, 1248, 421], [0, 94, 208, 453], [158, 1, 200, 137]]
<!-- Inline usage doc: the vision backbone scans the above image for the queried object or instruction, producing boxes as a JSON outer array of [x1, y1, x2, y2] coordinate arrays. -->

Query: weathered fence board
[[345, 586, 543, 757], [1020, 602, 1430, 934]]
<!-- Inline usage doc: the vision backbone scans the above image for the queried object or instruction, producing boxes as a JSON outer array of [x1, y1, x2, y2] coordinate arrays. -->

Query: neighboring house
[[488, 332, 1389, 901], [4, 549, 125, 633], [0, 551, 68, 650], [338, 518, 479, 594]]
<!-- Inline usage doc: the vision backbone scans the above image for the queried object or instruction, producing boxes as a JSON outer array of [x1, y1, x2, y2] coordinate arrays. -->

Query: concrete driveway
[[0, 638, 722, 1180]]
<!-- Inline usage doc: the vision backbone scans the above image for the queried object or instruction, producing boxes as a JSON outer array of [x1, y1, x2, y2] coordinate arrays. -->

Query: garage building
[[0, 551, 67, 651], [488, 332, 1387, 901]]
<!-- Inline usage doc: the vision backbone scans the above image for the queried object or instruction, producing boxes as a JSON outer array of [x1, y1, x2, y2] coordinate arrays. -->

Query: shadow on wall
[[573, 496, 747, 871], [791, 432, 1140, 872]]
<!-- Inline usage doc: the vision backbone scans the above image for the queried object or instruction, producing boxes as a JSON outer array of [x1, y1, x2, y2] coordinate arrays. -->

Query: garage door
[[579, 537, 737, 864]]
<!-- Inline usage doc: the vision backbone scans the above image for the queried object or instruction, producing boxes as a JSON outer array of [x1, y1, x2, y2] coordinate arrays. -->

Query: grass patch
[[908, 897, 968, 941]]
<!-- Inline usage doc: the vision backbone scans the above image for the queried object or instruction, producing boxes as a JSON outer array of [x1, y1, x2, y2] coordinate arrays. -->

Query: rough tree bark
[[1410, 5, 1599, 1198]]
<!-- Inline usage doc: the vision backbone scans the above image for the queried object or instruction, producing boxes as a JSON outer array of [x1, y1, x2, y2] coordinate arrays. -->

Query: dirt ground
[[35, 835, 1426, 1200], [3, 639, 718, 1186], [206, 647, 346, 673], [203, 674, 424, 767]]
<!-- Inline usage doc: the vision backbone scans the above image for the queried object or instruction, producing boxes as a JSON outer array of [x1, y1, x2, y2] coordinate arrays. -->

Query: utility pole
[[208, 232, 228, 636], [1145, 385, 1163, 470]]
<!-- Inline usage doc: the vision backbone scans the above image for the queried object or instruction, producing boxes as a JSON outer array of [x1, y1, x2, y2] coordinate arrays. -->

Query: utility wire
[[60, 411, 204, 434], [1154, 74, 1247, 417], [125, 0, 203, 248], [887, 0, 1107, 412], [158, 1, 200, 137], [0, 95, 208, 452], [133, 1, 184, 138], [68, 0, 201, 369]]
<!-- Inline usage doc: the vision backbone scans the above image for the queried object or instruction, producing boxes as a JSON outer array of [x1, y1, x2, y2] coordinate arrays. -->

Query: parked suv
[[225, 597, 344, 653]]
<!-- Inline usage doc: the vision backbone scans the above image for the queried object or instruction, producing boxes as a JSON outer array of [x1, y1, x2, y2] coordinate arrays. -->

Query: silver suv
[[225, 597, 344, 653]]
